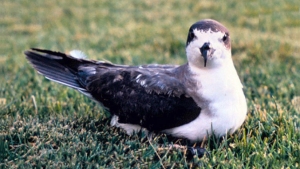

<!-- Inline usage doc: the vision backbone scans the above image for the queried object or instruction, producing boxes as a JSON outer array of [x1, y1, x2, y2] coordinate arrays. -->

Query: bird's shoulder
[[80, 63, 188, 97]]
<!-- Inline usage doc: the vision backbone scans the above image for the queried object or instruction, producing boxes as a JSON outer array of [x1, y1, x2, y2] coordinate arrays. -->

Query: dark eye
[[189, 32, 196, 39], [222, 34, 228, 42]]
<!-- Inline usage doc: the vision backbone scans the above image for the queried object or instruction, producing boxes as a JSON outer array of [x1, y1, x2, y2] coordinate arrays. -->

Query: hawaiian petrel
[[25, 19, 247, 142]]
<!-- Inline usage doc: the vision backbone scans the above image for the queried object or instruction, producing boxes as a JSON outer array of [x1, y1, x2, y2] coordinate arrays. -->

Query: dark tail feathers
[[24, 48, 89, 91]]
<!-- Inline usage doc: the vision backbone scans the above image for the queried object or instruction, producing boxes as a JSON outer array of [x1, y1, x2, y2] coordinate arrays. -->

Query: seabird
[[24, 19, 247, 143]]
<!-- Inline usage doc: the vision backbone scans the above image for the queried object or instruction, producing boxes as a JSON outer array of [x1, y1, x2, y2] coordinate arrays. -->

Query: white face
[[186, 29, 231, 69]]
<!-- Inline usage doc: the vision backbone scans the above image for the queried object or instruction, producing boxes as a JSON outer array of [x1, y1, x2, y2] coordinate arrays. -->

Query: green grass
[[1, 0, 300, 168]]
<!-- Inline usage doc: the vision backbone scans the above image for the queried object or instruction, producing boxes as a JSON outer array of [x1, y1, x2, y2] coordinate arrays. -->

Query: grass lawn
[[1, 0, 300, 168]]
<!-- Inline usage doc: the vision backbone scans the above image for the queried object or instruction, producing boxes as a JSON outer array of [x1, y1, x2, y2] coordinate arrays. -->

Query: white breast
[[163, 60, 247, 142]]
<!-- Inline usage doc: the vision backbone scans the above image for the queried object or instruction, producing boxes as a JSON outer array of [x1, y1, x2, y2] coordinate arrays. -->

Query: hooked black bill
[[200, 42, 211, 67]]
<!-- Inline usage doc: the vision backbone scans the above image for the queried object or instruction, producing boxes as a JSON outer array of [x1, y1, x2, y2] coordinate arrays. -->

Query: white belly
[[163, 91, 247, 142]]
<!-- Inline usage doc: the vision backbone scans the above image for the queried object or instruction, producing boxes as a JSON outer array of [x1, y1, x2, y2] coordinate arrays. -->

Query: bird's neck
[[185, 59, 243, 108]]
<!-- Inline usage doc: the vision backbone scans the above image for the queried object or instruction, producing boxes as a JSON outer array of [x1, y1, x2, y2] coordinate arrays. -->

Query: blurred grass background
[[0, 0, 300, 168]]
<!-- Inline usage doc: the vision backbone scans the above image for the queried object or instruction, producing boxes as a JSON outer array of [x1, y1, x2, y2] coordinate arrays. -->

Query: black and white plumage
[[24, 19, 247, 142]]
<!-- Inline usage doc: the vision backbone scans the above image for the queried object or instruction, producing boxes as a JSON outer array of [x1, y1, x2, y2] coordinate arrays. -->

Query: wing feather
[[85, 68, 201, 131], [25, 48, 201, 132]]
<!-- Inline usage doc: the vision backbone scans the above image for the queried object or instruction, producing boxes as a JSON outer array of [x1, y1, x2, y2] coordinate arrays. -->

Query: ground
[[0, 0, 300, 168]]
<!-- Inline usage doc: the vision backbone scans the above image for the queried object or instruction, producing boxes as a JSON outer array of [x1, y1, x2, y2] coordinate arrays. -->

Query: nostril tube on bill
[[200, 42, 211, 67]]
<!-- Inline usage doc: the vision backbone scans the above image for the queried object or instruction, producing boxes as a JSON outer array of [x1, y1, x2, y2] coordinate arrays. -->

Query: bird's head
[[186, 19, 231, 69]]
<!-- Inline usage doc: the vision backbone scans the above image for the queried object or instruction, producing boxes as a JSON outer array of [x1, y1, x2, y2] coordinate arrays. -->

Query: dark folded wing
[[85, 67, 201, 131], [25, 48, 201, 131]]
